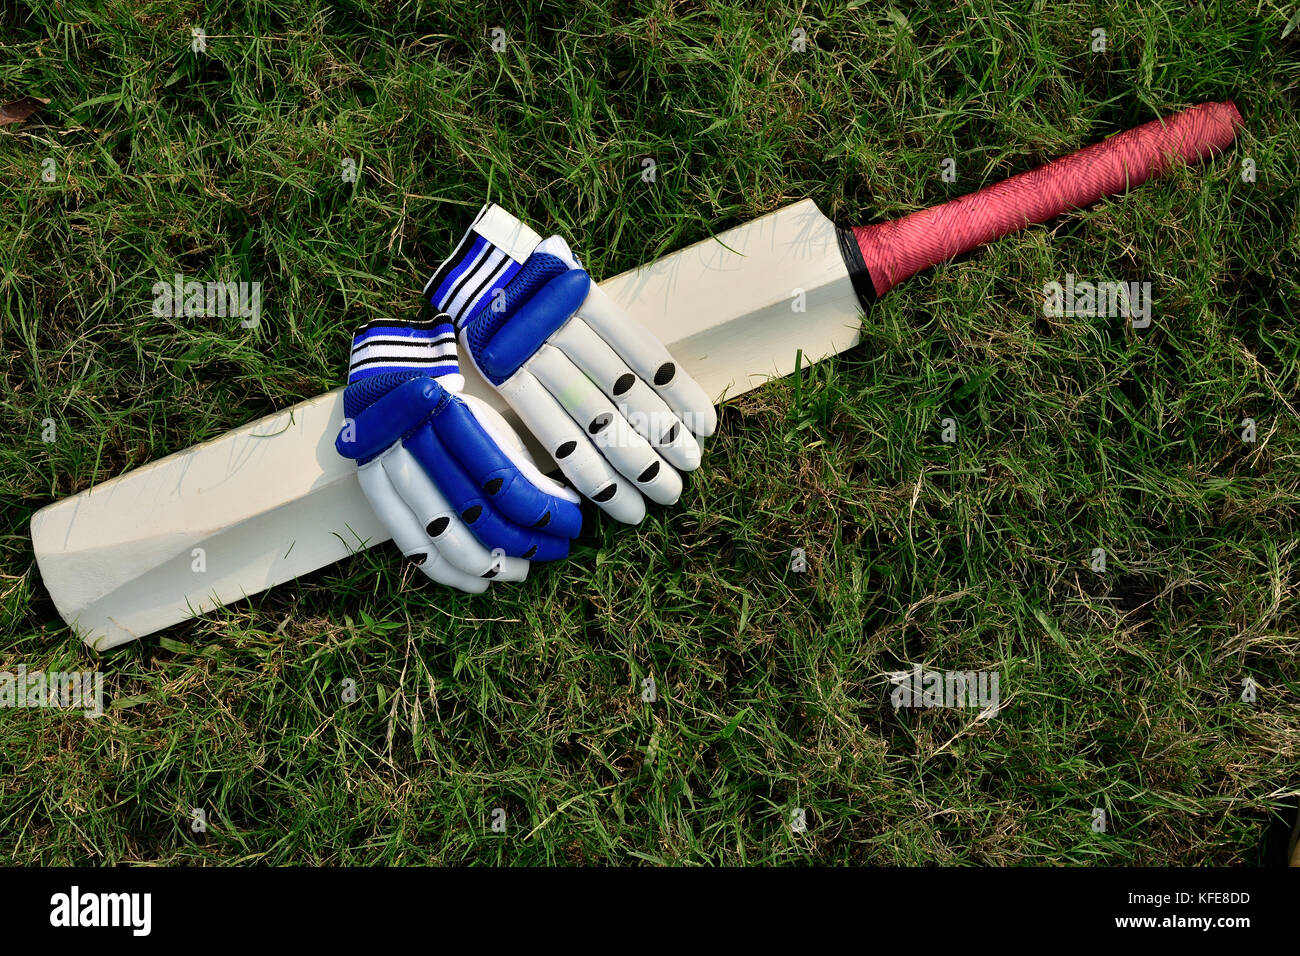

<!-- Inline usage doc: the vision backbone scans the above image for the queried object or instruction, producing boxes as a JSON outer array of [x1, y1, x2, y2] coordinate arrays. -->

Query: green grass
[[2, 0, 1298, 865]]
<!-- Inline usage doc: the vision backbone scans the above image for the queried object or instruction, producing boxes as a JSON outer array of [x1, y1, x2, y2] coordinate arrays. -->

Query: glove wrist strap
[[423, 204, 542, 330], [346, 314, 461, 385]]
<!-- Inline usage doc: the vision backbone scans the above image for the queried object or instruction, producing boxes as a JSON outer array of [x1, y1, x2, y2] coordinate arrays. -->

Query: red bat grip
[[850, 101, 1243, 298]]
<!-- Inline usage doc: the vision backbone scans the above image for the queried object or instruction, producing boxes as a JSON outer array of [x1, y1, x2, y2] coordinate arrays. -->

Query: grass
[[1, 0, 1298, 865]]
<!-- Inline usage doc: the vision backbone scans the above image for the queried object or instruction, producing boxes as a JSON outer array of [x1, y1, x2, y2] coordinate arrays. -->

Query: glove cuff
[[346, 313, 461, 386], [423, 204, 542, 331]]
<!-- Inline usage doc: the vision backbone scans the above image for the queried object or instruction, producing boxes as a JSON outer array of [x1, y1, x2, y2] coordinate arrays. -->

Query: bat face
[[589, 201, 863, 401], [31, 200, 866, 649]]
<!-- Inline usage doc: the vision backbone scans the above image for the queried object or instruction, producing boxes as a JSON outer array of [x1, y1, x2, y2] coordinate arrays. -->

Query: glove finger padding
[[403, 425, 574, 561], [497, 367, 645, 524], [546, 316, 702, 469], [435, 206, 716, 524], [568, 281, 717, 441], [526, 343, 682, 505], [356, 457, 492, 593], [337, 362, 581, 592], [447, 393, 583, 536], [380, 445, 528, 581]]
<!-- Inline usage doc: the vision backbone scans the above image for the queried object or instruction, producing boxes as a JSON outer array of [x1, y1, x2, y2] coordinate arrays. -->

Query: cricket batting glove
[[423, 205, 718, 524], [334, 311, 582, 593]]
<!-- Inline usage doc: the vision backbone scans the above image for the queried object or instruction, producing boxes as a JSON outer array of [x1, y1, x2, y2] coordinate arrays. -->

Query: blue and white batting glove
[[424, 205, 717, 525], [335, 308, 582, 593]]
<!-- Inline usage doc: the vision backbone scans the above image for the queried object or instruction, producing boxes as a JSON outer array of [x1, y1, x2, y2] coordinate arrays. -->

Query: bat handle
[[844, 101, 1243, 300]]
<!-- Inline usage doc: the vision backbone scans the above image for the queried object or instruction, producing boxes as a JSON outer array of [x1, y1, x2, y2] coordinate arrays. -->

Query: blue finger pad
[[477, 268, 591, 383], [432, 398, 583, 536], [430, 398, 512, 484], [336, 375, 448, 463], [526, 533, 571, 562], [484, 467, 583, 538], [405, 425, 572, 560]]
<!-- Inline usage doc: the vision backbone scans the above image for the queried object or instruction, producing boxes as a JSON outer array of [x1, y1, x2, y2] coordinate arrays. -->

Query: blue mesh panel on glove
[[464, 252, 570, 360], [343, 369, 430, 420]]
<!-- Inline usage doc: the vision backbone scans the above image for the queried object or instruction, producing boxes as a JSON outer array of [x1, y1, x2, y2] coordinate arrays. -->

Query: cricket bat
[[31, 101, 1243, 650]]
